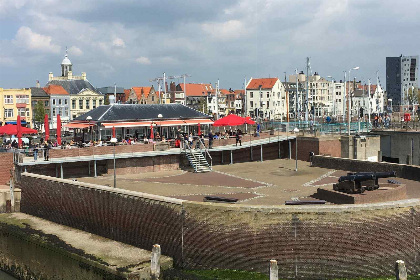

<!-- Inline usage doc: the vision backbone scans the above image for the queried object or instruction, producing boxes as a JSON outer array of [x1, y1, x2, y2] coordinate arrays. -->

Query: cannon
[[333, 171, 396, 194]]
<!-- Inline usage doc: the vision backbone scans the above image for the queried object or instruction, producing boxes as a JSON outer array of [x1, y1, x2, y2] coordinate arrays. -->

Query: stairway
[[184, 149, 212, 173]]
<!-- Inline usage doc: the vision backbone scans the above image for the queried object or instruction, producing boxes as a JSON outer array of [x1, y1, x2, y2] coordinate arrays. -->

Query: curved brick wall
[[18, 173, 420, 279]]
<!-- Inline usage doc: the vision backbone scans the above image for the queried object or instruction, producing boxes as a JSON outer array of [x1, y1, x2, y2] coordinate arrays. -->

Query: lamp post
[[110, 137, 117, 188], [293, 127, 299, 171], [157, 114, 163, 138], [347, 67, 359, 135], [86, 115, 92, 142]]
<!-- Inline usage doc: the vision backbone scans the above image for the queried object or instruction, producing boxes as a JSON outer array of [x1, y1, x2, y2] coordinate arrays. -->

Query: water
[[0, 271, 18, 279]]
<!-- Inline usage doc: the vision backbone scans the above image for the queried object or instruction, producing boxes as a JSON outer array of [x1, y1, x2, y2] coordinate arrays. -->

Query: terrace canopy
[[213, 114, 255, 126]]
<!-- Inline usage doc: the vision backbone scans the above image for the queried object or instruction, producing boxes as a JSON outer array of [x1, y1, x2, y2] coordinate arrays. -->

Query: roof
[[132, 87, 152, 99], [219, 89, 231, 95], [46, 79, 100, 95], [97, 86, 125, 94], [30, 87, 48, 97], [179, 83, 214, 97], [74, 103, 212, 123], [246, 78, 278, 90], [124, 89, 131, 100], [43, 85, 69, 95]]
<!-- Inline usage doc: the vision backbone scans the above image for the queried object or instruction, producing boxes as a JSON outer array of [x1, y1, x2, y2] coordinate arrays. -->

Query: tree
[[33, 100, 45, 129], [407, 86, 419, 105], [104, 94, 110, 105]]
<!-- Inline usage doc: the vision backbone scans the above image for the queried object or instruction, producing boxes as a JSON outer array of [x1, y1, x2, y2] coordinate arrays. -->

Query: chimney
[[68, 71, 73, 79], [36, 80, 40, 88], [48, 72, 53, 81], [82, 72, 86, 80]]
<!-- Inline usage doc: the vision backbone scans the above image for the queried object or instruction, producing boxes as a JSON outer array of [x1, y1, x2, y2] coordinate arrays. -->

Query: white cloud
[[202, 20, 247, 40], [69, 46, 83, 56], [136, 56, 151, 65], [112, 38, 126, 48], [0, 56, 15, 66], [13, 26, 60, 53]]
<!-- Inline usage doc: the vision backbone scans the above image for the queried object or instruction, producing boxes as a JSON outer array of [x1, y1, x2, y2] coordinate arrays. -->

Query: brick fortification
[[19, 172, 420, 279]]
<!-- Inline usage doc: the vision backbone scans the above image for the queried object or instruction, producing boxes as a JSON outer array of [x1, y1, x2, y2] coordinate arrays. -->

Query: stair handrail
[[198, 137, 212, 170], [183, 139, 198, 172]]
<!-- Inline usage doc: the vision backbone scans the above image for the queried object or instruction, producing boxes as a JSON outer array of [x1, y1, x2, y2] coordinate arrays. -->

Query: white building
[[246, 78, 286, 120], [330, 81, 345, 118]]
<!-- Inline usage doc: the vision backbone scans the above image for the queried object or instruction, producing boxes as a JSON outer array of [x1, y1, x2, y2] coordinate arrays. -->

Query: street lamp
[[110, 137, 118, 188], [388, 98, 393, 113], [293, 127, 299, 171], [86, 115, 92, 142], [347, 67, 359, 135]]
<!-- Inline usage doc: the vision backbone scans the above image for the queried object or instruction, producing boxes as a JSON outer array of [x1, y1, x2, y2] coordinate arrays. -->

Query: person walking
[[44, 141, 51, 161], [235, 129, 242, 146]]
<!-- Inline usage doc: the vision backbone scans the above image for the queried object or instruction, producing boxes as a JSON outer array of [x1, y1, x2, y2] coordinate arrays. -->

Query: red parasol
[[112, 126, 116, 138], [213, 114, 248, 126], [57, 114, 62, 145], [197, 123, 201, 135], [17, 115, 22, 148], [0, 124, 37, 135], [150, 124, 154, 140], [245, 116, 256, 125], [44, 114, 49, 141]]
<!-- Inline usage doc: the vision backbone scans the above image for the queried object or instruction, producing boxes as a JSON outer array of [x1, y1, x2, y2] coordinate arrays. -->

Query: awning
[[64, 123, 93, 129], [183, 119, 214, 125], [102, 122, 152, 128]]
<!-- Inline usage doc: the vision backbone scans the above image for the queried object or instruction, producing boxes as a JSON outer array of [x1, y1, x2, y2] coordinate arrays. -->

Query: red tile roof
[[132, 87, 152, 99], [219, 89, 231, 95], [179, 83, 214, 97], [124, 89, 131, 101], [43, 85, 69, 95], [246, 78, 278, 90]]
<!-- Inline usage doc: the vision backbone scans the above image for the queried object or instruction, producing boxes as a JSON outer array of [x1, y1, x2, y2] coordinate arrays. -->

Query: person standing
[[208, 130, 214, 149], [235, 129, 242, 146], [33, 144, 39, 161], [44, 141, 51, 161]]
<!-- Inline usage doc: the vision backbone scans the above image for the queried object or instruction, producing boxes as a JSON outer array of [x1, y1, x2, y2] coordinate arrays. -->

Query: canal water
[[0, 270, 18, 279]]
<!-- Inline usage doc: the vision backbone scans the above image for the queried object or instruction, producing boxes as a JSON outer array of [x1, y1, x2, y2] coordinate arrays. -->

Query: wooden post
[[151, 244, 161, 279], [270, 259, 279, 280], [395, 260, 407, 280]]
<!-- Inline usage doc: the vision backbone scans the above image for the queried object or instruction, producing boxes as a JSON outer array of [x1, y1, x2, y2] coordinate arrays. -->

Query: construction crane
[[168, 74, 191, 105], [149, 73, 167, 104]]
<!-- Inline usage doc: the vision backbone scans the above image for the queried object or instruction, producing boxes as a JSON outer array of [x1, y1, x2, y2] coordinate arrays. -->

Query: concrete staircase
[[184, 149, 212, 173]]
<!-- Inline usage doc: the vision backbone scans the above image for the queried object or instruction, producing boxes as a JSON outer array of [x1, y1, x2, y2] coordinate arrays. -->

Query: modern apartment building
[[386, 55, 419, 110]]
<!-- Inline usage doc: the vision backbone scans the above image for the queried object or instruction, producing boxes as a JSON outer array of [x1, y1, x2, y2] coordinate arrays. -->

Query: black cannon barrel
[[374, 171, 396, 178], [338, 173, 375, 182]]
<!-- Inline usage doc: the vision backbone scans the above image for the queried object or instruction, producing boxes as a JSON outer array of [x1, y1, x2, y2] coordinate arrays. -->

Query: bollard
[[151, 244, 161, 279], [378, 151, 382, 162], [395, 260, 407, 280], [270, 259, 278, 280]]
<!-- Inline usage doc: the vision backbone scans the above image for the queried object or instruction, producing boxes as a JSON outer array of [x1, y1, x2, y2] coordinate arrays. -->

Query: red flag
[[44, 114, 49, 141], [17, 115, 22, 148], [112, 126, 116, 138], [197, 123, 201, 135], [57, 114, 62, 145]]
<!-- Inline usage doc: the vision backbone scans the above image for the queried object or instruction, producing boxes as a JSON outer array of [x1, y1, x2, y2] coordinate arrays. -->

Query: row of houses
[[0, 51, 387, 129]]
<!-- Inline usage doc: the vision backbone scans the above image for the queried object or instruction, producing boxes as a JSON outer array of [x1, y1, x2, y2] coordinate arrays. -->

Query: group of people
[[373, 115, 391, 128]]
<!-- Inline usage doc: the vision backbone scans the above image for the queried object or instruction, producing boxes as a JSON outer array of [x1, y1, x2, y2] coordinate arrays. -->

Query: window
[[267, 93, 269, 98], [64, 99, 68, 105], [52, 108, 56, 116], [79, 100, 83, 109], [250, 101, 254, 107], [52, 99, 56, 105], [16, 94, 30, 104], [45, 100, 49, 106], [4, 109, 13, 118], [99, 99, 103, 106], [72, 100, 76, 109], [26, 108, 30, 117], [58, 99, 62, 105], [93, 99, 97, 109], [86, 100, 90, 109], [58, 108, 62, 116], [4, 95, 13, 104], [152, 95, 155, 102], [250, 92, 253, 98], [18, 108, 26, 117]]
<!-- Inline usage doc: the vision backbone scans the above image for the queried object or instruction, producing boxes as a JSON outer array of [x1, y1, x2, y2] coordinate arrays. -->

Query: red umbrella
[[150, 124, 154, 140], [57, 114, 62, 145], [213, 114, 247, 126], [44, 114, 49, 141], [245, 116, 256, 125], [197, 123, 201, 135], [17, 115, 22, 148], [112, 126, 116, 138], [0, 124, 37, 135]]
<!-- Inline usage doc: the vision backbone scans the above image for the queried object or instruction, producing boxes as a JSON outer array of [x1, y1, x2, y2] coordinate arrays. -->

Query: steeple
[[61, 47, 72, 77]]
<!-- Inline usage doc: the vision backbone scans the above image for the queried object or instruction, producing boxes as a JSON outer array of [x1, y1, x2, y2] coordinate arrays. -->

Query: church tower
[[61, 48, 72, 77]]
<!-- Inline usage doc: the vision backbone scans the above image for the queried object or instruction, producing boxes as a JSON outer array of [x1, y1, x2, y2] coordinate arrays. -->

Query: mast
[[305, 57, 310, 122]]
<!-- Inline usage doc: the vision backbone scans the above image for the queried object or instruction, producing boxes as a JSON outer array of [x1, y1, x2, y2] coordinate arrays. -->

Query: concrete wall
[[18, 172, 420, 279], [49, 144, 154, 159], [340, 135, 380, 161], [373, 130, 420, 165]]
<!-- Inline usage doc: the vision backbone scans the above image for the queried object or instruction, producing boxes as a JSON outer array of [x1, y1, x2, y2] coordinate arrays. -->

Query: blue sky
[[0, 0, 419, 90]]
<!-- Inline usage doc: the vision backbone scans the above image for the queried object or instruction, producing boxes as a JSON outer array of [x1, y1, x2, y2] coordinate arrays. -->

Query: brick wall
[[312, 155, 420, 181], [0, 153, 13, 185], [18, 172, 420, 278], [290, 136, 341, 162]]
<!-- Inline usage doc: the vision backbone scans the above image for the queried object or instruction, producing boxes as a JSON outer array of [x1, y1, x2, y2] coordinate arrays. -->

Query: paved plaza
[[77, 158, 420, 205]]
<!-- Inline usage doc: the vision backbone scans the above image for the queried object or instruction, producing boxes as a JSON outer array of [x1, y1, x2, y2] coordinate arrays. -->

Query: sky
[[0, 0, 419, 91]]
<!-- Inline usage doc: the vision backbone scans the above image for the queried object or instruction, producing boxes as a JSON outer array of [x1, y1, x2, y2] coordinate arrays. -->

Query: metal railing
[[197, 137, 212, 170]]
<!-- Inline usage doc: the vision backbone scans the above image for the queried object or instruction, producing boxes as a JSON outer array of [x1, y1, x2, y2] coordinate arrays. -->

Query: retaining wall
[[18, 172, 420, 279], [312, 155, 420, 181]]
